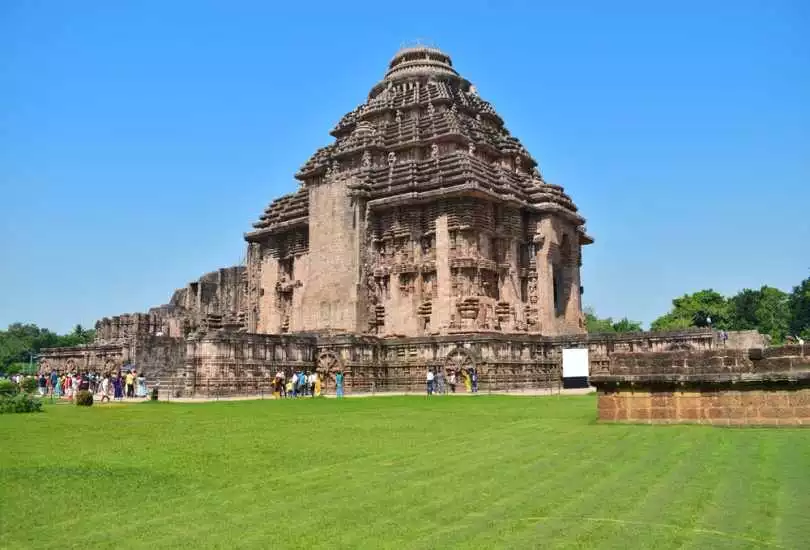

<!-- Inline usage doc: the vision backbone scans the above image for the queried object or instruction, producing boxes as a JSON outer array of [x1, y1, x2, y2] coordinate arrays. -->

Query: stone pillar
[[258, 252, 280, 333], [433, 214, 452, 332], [353, 199, 368, 333], [534, 218, 554, 334], [500, 238, 523, 330], [564, 244, 584, 333]]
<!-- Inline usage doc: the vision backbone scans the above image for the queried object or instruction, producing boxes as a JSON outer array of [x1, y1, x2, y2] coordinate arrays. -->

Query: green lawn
[[1, 395, 808, 549]]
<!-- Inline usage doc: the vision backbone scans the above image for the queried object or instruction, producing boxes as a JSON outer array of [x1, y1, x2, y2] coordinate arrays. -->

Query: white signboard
[[562, 348, 589, 378]]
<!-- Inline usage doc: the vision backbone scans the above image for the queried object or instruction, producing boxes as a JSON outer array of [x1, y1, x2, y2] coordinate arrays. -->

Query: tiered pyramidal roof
[[249, 46, 590, 244]]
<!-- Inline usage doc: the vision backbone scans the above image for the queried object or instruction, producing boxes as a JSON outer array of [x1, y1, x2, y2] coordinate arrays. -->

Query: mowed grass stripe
[[2, 395, 809, 549], [337, 416, 611, 547]]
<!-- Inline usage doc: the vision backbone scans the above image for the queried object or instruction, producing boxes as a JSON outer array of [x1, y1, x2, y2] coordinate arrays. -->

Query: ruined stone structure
[[39, 267, 246, 381], [591, 345, 810, 425], [39, 47, 779, 403], [245, 46, 591, 338]]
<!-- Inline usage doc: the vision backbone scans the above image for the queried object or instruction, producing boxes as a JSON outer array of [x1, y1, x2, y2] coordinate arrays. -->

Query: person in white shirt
[[426, 369, 435, 396]]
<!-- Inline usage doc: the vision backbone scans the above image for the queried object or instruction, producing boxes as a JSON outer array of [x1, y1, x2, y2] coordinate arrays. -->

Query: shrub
[[0, 379, 19, 397], [0, 393, 43, 414], [21, 377, 38, 394], [75, 390, 93, 407]]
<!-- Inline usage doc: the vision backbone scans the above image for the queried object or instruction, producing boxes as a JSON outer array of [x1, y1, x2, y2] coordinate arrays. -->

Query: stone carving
[[430, 143, 439, 160], [317, 351, 341, 373]]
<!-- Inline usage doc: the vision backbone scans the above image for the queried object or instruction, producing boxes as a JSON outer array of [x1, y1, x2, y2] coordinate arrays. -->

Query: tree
[[0, 323, 95, 375], [728, 286, 791, 343], [585, 307, 643, 333], [650, 289, 730, 331], [789, 275, 810, 340], [612, 317, 644, 333]]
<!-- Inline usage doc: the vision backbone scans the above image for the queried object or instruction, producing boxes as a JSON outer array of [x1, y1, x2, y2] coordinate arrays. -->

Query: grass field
[[1, 395, 809, 549]]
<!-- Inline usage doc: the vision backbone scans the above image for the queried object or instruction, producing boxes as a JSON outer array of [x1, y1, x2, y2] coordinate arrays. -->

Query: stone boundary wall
[[598, 388, 810, 426], [591, 345, 810, 426], [172, 329, 733, 397], [40, 327, 769, 398]]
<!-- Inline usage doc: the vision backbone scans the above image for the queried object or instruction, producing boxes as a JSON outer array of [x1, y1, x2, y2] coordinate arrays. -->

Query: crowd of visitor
[[426, 367, 478, 396], [269, 370, 345, 398], [22, 368, 150, 402]]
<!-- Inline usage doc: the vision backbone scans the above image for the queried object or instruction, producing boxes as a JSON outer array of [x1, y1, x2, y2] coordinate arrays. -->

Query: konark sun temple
[[42, 47, 810, 425]]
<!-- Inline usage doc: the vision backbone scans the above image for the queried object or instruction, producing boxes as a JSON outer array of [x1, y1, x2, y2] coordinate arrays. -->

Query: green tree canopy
[[0, 323, 95, 375], [650, 289, 730, 331], [728, 286, 791, 343], [789, 275, 810, 339], [584, 308, 643, 334]]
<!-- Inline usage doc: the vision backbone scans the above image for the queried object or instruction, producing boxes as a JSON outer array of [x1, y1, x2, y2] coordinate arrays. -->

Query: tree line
[[587, 274, 810, 343], [0, 324, 95, 375]]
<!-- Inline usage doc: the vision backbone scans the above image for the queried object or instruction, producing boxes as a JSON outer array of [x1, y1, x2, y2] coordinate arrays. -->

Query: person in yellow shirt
[[314, 372, 322, 397], [125, 370, 135, 398]]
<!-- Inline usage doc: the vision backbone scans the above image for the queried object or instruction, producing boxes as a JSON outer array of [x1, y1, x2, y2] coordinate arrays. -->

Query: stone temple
[[40, 47, 736, 395], [245, 46, 592, 337]]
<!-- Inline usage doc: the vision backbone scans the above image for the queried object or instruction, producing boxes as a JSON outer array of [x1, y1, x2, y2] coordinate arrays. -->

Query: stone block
[[788, 390, 810, 407], [726, 407, 746, 419], [651, 407, 674, 420], [793, 406, 810, 418]]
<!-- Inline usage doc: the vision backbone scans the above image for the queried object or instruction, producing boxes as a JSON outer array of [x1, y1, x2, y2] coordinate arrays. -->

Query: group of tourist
[[426, 368, 478, 396], [270, 370, 345, 398], [34, 369, 149, 401]]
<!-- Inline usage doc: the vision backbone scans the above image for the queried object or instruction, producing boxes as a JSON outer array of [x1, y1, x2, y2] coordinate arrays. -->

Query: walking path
[[158, 387, 595, 403]]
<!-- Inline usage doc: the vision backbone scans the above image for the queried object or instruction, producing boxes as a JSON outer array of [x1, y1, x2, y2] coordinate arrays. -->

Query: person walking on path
[[448, 370, 457, 393], [99, 375, 112, 403], [113, 373, 123, 401], [124, 370, 135, 398], [335, 371, 344, 398], [136, 372, 147, 397], [49, 370, 58, 397], [54, 374, 63, 398], [436, 369, 445, 395]]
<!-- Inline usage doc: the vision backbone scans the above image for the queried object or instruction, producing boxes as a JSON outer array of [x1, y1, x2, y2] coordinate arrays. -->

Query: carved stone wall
[[38, 335, 185, 382], [182, 332, 316, 395], [161, 328, 748, 397]]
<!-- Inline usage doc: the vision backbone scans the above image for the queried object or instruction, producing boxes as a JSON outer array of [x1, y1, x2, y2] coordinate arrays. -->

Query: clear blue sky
[[1, 0, 808, 334]]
